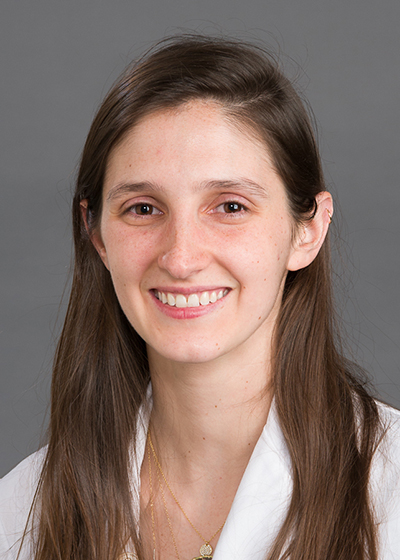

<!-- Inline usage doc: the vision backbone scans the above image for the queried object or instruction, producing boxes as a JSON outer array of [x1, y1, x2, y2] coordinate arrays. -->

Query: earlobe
[[80, 199, 110, 270], [287, 191, 333, 272]]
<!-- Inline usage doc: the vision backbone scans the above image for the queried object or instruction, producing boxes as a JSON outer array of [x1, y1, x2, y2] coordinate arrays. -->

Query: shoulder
[[371, 402, 400, 557], [0, 448, 46, 559], [375, 401, 400, 475], [372, 402, 400, 495]]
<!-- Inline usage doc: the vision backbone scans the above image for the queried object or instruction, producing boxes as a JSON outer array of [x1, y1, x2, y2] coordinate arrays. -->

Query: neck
[[147, 342, 273, 481]]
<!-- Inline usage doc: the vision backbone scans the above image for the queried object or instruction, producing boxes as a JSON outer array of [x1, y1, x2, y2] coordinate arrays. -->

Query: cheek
[[235, 222, 293, 273], [102, 226, 159, 281]]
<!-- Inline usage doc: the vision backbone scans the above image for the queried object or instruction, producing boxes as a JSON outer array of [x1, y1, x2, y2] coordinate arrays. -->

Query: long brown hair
[[31, 35, 381, 560]]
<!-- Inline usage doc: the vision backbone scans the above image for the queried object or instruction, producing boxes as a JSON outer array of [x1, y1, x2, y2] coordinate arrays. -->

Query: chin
[[150, 340, 227, 365]]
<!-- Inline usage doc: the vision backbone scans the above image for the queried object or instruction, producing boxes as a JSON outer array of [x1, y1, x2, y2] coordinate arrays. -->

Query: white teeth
[[187, 293, 200, 307], [156, 289, 229, 308], [175, 294, 187, 308], [199, 291, 210, 306]]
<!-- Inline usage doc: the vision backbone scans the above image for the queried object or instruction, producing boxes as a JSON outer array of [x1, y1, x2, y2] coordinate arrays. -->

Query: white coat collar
[[213, 399, 292, 559]]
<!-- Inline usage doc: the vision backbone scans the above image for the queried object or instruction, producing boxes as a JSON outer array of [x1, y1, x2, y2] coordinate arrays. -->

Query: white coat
[[1, 400, 400, 559]]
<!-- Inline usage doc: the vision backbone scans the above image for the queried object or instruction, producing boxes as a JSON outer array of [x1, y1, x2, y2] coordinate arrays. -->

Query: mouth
[[153, 288, 229, 308]]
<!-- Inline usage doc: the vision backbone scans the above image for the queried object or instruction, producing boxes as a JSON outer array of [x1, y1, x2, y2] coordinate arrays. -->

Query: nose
[[158, 217, 211, 279]]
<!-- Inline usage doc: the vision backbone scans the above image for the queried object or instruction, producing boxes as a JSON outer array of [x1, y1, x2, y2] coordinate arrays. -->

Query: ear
[[80, 199, 110, 270], [287, 191, 333, 272]]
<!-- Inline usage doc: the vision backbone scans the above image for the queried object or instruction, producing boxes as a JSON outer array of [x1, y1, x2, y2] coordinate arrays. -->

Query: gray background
[[1, 0, 399, 477]]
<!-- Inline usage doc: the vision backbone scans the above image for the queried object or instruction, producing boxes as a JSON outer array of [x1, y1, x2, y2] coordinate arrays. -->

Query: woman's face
[[92, 101, 308, 365]]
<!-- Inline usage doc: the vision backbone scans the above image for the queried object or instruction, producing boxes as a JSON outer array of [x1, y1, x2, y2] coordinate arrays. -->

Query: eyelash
[[125, 203, 162, 216], [123, 200, 249, 218], [213, 201, 249, 215]]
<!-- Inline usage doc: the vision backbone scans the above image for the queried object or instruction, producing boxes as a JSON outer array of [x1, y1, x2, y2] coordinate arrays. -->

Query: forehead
[[103, 100, 282, 196]]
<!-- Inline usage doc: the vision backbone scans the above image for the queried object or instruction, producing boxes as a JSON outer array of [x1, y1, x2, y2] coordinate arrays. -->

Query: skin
[[84, 100, 333, 558]]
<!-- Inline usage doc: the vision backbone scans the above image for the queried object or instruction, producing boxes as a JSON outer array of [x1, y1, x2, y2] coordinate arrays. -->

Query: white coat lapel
[[213, 401, 292, 560]]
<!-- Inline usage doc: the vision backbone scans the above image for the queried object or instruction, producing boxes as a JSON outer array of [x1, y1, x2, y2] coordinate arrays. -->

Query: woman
[[1, 35, 400, 560]]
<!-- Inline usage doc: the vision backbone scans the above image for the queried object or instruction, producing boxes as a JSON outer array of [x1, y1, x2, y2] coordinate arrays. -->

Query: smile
[[154, 289, 229, 308]]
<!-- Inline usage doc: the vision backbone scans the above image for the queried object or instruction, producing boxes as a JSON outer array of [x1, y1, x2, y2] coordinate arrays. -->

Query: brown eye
[[135, 204, 153, 215], [224, 202, 243, 213], [125, 202, 162, 218]]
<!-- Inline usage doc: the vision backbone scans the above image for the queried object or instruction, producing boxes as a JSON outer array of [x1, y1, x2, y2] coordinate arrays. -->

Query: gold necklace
[[148, 435, 182, 559], [147, 443, 157, 560], [155, 449, 183, 559], [148, 431, 225, 560]]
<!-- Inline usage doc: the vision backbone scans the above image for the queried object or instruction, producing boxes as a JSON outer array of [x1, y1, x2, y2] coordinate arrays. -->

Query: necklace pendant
[[200, 544, 213, 556], [192, 542, 213, 559]]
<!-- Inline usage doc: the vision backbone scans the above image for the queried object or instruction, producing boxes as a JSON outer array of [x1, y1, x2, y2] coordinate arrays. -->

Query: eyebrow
[[106, 181, 164, 202], [197, 179, 270, 199], [105, 178, 270, 202]]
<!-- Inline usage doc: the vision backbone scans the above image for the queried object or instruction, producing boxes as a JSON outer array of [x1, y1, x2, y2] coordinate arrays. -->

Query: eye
[[223, 202, 244, 213], [127, 203, 162, 216], [214, 201, 248, 214]]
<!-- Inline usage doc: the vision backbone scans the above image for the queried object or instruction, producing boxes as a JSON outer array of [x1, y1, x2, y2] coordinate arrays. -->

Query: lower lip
[[150, 291, 229, 319]]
